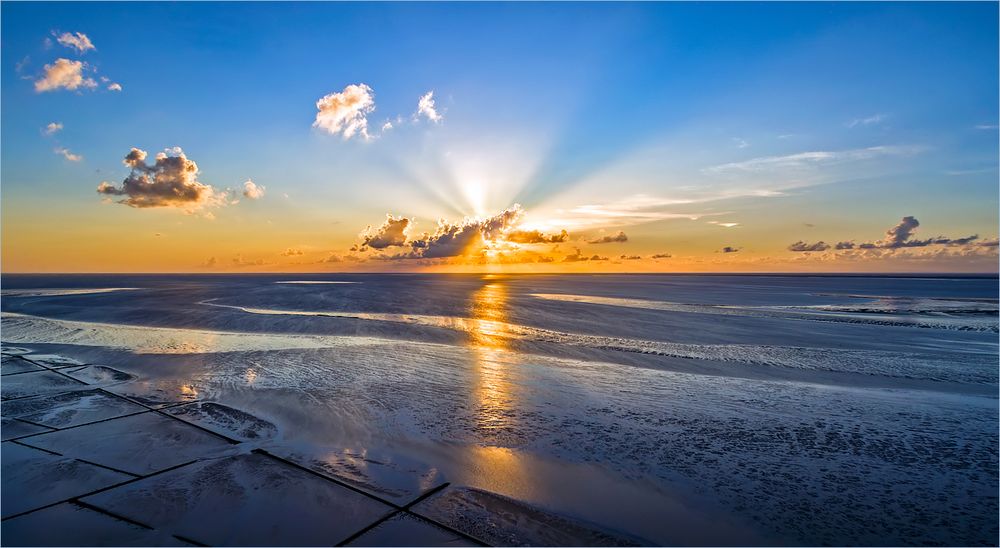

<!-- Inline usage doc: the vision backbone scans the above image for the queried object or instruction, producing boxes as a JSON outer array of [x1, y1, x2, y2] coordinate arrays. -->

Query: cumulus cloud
[[412, 205, 523, 259], [882, 216, 920, 247], [54, 147, 82, 162], [788, 216, 987, 255], [360, 215, 411, 250], [587, 231, 628, 244], [506, 229, 569, 244], [355, 205, 535, 260], [201, 257, 217, 268], [34, 58, 97, 92], [43, 122, 63, 135], [107, 82, 122, 92], [787, 241, 830, 252], [313, 84, 375, 140], [280, 248, 304, 256], [416, 91, 442, 122], [97, 147, 225, 212], [55, 32, 95, 54], [242, 179, 265, 199], [720, 246, 740, 253]]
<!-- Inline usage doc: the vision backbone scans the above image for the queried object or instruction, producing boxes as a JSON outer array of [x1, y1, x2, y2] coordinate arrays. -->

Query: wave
[[531, 293, 999, 333], [1, 288, 139, 297], [196, 301, 997, 385]]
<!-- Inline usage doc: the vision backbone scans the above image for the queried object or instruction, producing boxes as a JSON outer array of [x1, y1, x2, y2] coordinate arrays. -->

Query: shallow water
[[1, 273, 997, 545]]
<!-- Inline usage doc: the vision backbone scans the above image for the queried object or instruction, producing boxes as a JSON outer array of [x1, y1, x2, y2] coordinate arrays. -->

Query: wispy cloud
[[43, 122, 63, 136], [703, 145, 919, 174], [54, 31, 95, 54], [54, 147, 82, 162], [974, 123, 998, 130], [708, 221, 740, 228], [846, 113, 886, 128]]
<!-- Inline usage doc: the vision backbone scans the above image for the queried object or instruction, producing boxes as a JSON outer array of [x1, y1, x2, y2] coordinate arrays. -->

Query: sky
[[2, 1, 998, 273]]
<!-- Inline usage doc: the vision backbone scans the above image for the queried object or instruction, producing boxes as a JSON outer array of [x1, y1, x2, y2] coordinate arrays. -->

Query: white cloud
[[975, 124, 998, 130], [242, 179, 265, 199], [43, 122, 63, 136], [55, 31, 95, 54], [34, 58, 97, 93], [313, 84, 375, 140], [54, 147, 82, 162], [846, 113, 886, 128], [416, 91, 442, 123], [107, 82, 122, 92], [704, 146, 918, 174]]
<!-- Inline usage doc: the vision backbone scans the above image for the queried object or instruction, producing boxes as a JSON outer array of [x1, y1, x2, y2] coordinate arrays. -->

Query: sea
[[1, 273, 997, 545]]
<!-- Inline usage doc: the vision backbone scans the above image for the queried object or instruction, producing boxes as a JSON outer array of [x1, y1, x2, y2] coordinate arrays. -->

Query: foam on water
[[532, 293, 1000, 332], [196, 300, 997, 384]]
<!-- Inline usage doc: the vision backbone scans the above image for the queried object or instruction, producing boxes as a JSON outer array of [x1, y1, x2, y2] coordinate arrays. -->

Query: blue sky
[[2, 2, 997, 272]]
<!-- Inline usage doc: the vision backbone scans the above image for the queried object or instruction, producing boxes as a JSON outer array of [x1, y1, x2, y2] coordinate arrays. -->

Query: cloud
[[107, 82, 122, 92], [412, 205, 523, 259], [321, 253, 363, 263], [789, 216, 985, 254], [416, 91, 442, 123], [55, 32, 95, 54], [43, 122, 63, 135], [719, 246, 740, 253], [242, 179, 265, 199], [97, 147, 225, 212], [651, 253, 672, 259], [231, 255, 270, 267], [314, 84, 375, 140], [978, 238, 999, 248], [704, 146, 917, 174], [34, 58, 97, 92], [974, 124, 998, 130], [506, 229, 569, 244], [587, 231, 628, 244], [560, 248, 607, 262], [882, 216, 920, 248], [708, 221, 740, 228], [54, 147, 82, 162], [201, 257, 217, 268], [280, 248, 304, 256], [847, 113, 886, 128], [356, 205, 535, 260], [620, 255, 642, 260], [733, 138, 749, 149], [787, 241, 830, 252], [360, 215, 411, 249]]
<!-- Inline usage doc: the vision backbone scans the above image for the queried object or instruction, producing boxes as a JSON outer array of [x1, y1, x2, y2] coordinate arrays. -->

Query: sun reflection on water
[[468, 279, 517, 436]]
